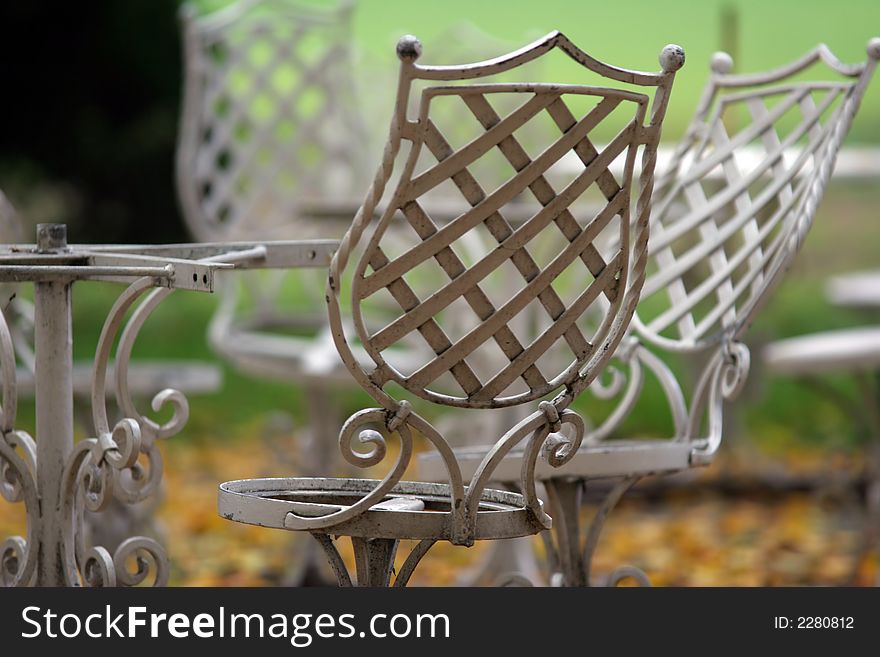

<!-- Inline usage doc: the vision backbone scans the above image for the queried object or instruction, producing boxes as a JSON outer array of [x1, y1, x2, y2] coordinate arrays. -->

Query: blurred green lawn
[[194, 0, 880, 142]]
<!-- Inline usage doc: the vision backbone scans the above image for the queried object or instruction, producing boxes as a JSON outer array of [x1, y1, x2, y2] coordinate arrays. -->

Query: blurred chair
[[219, 31, 684, 587], [177, 0, 368, 241], [419, 39, 880, 586]]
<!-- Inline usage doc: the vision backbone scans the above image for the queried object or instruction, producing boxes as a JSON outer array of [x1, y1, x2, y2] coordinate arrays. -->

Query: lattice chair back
[[176, 0, 368, 241], [635, 41, 880, 354], [303, 32, 685, 546], [627, 40, 880, 465]]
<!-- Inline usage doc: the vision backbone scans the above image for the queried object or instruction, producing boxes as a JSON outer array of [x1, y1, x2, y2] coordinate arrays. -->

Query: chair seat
[[417, 439, 695, 484], [763, 326, 880, 376], [218, 477, 547, 541], [16, 360, 223, 398]]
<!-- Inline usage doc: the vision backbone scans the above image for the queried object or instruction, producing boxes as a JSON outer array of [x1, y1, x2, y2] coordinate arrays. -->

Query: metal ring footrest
[[219, 477, 544, 541]]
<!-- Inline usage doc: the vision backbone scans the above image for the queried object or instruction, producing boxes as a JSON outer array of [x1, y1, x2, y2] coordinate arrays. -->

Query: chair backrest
[[573, 41, 880, 467], [329, 31, 684, 412], [176, 0, 368, 241], [294, 31, 684, 545], [634, 40, 880, 354]]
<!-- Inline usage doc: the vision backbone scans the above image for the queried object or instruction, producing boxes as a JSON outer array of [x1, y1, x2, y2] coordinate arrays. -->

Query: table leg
[[33, 280, 73, 586]]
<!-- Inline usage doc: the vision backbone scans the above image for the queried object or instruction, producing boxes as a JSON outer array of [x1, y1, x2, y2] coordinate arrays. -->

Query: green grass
[[191, 0, 880, 142]]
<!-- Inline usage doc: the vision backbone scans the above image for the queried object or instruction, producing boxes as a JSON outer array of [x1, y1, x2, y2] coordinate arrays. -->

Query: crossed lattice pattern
[[180, 1, 366, 238], [354, 87, 647, 404], [637, 77, 858, 349]]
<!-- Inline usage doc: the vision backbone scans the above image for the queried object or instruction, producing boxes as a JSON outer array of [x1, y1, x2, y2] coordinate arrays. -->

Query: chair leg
[[544, 478, 587, 587], [544, 475, 650, 587], [302, 382, 342, 476], [583, 475, 651, 587], [311, 533, 438, 587], [352, 537, 399, 587]]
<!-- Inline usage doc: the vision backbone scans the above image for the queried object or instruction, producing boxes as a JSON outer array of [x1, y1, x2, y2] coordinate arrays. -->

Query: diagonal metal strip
[[361, 95, 622, 295], [464, 93, 623, 290], [398, 201, 548, 391], [365, 246, 483, 395], [404, 195, 626, 392], [408, 92, 562, 199], [544, 97, 622, 201]]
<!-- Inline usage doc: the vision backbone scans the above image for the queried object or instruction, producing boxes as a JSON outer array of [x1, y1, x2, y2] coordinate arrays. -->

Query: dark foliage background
[[0, 1, 187, 243]]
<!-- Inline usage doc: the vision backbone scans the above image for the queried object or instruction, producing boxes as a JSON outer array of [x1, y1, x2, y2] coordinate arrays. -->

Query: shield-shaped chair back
[[328, 32, 684, 413]]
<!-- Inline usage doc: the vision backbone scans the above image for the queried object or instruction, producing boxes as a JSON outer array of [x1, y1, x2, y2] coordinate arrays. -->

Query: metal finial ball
[[867, 37, 880, 61], [659, 44, 685, 73], [710, 51, 734, 74], [396, 35, 422, 62]]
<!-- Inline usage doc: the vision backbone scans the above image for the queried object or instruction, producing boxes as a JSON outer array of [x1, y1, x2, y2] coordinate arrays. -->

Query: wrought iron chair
[[177, 0, 367, 241], [419, 39, 880, 586], [219, 31, 684, 586]]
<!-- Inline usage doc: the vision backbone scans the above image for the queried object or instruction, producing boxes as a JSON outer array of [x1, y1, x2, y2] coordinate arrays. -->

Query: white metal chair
[[218, 30, 684, 586], [419, 39, 880, 586]]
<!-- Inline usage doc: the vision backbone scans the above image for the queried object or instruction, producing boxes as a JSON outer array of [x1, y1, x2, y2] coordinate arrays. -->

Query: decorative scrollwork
[[285, 406, 416, 532], [0, 435, 38, 587], [689, 339, 751, 465], [58, 276, 192, 586], [0, 304, 38, 587], [578, 338, 689, 446]]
